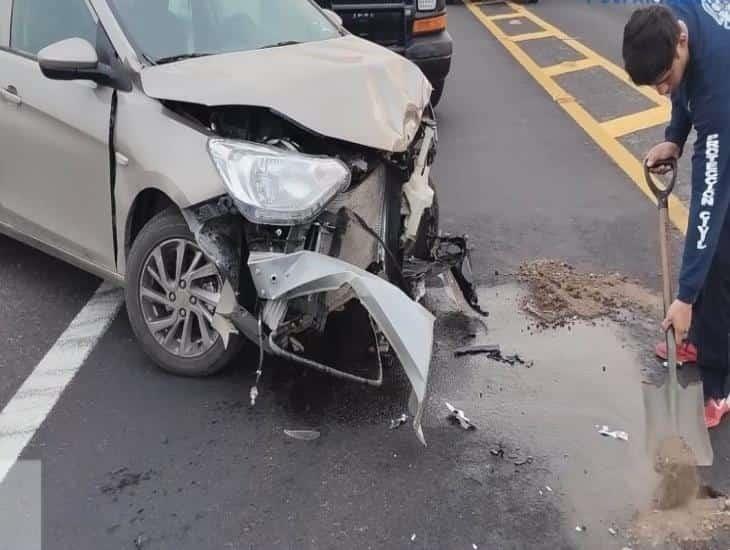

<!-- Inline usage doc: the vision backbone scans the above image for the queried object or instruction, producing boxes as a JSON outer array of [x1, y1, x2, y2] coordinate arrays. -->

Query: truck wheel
[[125, 209, 241, 377], [430, 81, 445, 107]]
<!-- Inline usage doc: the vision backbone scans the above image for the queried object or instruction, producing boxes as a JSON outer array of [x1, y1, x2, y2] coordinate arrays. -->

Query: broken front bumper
[[244, 251, 434, 445], [183, 124, 483, 445]]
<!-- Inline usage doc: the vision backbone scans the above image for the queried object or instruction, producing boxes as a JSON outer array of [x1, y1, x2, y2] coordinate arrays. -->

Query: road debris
[[518, 260, 660, 327], [454, 344, 500, 357], [410, 533, 416, 542], [513, 456, 534, 466], [472, 545, 478, 549], [598, 425, 629, 441], [100, 469, 155, 496], [491, 351, 533, 367], [134, 535, 148, 549], [283, 429, 321, 441], [575, 525, 586, 533], [608, 527, 618, 536], [468, 347, 534, 368], [490, 446, 505, 458], [545, 486, 553, 492], [389, 414, 408, 430], [445, 402, 476, 430]]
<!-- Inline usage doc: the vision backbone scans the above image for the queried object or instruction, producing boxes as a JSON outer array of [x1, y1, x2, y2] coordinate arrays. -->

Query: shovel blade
[[642, 380, 714, 466]]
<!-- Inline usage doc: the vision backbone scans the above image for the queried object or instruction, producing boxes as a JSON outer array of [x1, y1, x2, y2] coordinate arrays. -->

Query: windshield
[[106, 0, 341, 63]]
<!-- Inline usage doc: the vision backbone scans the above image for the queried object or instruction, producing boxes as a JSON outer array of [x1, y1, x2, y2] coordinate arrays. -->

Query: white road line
[[0, 283, 124, 483]]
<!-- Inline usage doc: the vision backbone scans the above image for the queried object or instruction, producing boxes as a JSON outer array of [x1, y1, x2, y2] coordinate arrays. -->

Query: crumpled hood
[[140, 35, 433, 152]]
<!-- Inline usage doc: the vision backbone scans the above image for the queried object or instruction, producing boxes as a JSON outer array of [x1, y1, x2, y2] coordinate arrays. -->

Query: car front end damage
[[176, 111, 483, 445]]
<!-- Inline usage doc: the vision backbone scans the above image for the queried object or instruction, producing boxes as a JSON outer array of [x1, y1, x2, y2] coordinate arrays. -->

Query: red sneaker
[[655, 341, 697, 364], [705, 398, 730, 429]]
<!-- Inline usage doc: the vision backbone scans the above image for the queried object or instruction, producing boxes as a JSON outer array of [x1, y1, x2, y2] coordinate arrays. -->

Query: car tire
[[125, 209, 241, 377]]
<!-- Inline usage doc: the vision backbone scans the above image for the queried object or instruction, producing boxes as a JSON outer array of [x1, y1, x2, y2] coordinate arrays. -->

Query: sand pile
[[517, 259, 661, 327]]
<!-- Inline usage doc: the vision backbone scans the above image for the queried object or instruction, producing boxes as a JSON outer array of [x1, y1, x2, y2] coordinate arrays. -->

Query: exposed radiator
[[322, 163, 389, 312]]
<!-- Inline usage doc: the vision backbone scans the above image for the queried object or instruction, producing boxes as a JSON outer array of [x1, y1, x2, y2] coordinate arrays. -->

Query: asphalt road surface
[[2, 2, 729, 549]]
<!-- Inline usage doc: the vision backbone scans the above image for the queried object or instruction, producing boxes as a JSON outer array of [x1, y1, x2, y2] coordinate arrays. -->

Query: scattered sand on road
[[517, 259, 661, 327], [631, 496, 730, 549], [652, 437, 701, 511], [515, 260, 730, 546]]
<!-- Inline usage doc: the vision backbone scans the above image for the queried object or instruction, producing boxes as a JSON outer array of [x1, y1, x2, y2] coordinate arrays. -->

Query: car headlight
[[208, 139, 351, 226], [417, 0, 437, 10]]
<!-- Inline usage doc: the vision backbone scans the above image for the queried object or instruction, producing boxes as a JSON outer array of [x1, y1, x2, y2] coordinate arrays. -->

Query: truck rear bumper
[[404, 30, 453, 85]]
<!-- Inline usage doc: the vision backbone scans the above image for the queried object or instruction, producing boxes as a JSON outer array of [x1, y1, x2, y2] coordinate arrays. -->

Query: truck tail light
[[413, 14, 446, 35]]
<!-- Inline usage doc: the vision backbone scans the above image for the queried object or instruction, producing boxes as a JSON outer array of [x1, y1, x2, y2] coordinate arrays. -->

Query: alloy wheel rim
[[139, 238, 222, 358]]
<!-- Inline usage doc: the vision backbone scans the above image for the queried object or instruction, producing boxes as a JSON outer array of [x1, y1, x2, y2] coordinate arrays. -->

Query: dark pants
[[691, 217, 730, 400]]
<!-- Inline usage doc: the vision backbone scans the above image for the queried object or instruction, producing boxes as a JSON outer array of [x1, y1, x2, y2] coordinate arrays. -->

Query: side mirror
[[323, 9, 343, 26], [39, 38, 99, 75], [38, 38, 130, 90]]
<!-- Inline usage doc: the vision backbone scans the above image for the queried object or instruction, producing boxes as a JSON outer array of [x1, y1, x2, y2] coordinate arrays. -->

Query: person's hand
[[645, 142, 681, 174], [662, 299, 692, 343]]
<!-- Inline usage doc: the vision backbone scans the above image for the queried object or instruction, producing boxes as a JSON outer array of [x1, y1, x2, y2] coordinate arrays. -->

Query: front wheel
[[125, 209, 241, 377]]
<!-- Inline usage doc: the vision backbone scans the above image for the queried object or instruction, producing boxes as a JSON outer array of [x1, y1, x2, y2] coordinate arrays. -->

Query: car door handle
[[0, 86, 22, 105]]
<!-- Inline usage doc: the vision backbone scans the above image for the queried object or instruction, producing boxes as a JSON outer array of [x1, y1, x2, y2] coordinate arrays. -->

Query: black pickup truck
[[316, 0, 452, 106]]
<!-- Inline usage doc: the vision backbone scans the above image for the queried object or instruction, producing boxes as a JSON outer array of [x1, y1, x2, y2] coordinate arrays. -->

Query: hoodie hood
[[140, 35, 433, 153]]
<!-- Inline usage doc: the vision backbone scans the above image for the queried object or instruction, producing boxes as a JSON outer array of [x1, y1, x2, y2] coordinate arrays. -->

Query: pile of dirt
[[517, 259, 661, 327], [653, 437, 701, 510], [630, 497, 730, 549]]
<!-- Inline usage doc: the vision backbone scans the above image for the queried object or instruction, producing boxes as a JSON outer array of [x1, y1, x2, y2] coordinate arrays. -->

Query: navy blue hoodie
[[665, 0, 730, 304]]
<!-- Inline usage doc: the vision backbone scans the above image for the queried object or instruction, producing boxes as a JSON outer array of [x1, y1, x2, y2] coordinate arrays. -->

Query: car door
[[0, 0, 116, 271]]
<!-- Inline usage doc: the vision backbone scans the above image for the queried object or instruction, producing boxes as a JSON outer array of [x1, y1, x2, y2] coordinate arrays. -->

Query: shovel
[[642, 158, 713, 506]]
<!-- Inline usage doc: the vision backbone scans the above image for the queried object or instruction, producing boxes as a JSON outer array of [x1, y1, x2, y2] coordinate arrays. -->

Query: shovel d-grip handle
[[644, 158, 677, 208]]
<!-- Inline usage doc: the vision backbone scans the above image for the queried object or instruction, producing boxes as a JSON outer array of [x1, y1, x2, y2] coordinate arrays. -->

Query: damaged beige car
[[0, 0, 483, 443]]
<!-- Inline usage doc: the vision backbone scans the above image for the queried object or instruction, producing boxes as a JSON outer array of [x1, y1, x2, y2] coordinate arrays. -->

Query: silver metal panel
[[113, 89, 228, 277], [0, 50, 116, 269], [248, 250, 434, 445], [0, 212, 124, 285], [0, 0, 10, 48], [140, 34, 432, 153]]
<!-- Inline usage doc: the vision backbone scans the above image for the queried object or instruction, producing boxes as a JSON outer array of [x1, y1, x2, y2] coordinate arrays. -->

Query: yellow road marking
[[510, 3, 669, 108], [602, 105, 672, 138], [510, 30, 555, 42], [464, 0, 688, 235], [487, 13, 521, 21], [543, 58, 600, 77]]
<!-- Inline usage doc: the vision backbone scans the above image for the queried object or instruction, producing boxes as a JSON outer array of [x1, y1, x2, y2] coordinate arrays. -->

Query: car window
[[216, 0, 263, 22], [10, 0, 97, 56], [107, 0, 340, 63]]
